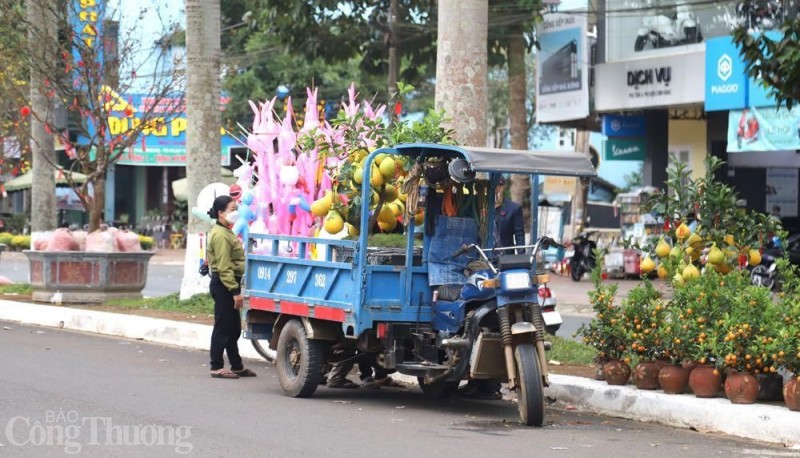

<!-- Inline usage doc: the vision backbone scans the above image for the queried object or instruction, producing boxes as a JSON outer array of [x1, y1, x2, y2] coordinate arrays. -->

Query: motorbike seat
[[498, 254, 531, 271]]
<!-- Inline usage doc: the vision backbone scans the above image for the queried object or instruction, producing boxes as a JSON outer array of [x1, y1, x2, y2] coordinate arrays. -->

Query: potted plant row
[[578, 157, 800, 411]]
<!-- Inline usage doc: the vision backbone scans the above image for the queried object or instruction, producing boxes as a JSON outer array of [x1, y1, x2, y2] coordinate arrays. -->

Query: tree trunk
[[507, 28, 531, 233], [572, 129, 591, 238], [27, 0, 57, 236], [182, 0, 222, 299], [90, 174, 106, 231], [435, 0, 488, 147], [387, 0, 399, 97]]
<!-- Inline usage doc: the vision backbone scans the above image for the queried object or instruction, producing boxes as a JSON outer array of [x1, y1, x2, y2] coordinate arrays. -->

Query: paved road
[[0, 258, 182, 298], [0, 322, 784, 457]]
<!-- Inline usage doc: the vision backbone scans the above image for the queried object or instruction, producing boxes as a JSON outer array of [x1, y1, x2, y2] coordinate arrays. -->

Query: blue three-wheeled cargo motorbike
[[242, 144, 596, 426]]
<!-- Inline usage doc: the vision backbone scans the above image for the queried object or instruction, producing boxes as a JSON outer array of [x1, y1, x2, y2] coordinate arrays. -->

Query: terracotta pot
[[724, 370, 759, 404], [682, 360, 698, 371], [688, 365, 721, 398], [658, 364, 690, 394], [784, 377, 800, 412], [757, 372, 784, 402], [603, 359, 632, 386], [594, 361, 606, 381], [654, 359, 669, 371], [632, 361, 660, 390]]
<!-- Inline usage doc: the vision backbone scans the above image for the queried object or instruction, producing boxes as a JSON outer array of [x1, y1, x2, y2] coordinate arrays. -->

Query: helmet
[[460, 270, 497, 301], [448, 158, 476, 183], [423, 160, 449, 185]]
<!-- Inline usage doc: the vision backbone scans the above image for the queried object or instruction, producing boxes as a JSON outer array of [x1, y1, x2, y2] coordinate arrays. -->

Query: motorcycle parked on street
[[569, 231, 597, 282], [750, 233, 800, 290], [635, 2, 702, 52]]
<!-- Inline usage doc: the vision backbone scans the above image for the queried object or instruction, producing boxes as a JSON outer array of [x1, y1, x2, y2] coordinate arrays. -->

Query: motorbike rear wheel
[[251, 338, 276, 363], [515, 343, 544, 427]]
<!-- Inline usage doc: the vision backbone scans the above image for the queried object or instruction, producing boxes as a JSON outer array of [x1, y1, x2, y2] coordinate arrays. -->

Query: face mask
[[225, 210, 240, 225]]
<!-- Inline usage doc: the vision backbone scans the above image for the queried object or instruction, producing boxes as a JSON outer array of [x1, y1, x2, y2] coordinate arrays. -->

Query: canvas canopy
[[4, 168, 88, 192], [394, 144, 598, 178]]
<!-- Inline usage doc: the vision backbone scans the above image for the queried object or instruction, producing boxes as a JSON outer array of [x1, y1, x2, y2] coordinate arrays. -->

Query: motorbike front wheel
[[515, 343, 544, 427], [750, 265, 776, 290], [570, 264, 584, 282], [634, 35, 648, 51]]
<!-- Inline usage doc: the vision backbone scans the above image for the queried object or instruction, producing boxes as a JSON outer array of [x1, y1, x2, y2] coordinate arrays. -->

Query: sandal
[[210, 369, 239, 379], [232, 368, 257, 377], [327, 379, 359, 389]]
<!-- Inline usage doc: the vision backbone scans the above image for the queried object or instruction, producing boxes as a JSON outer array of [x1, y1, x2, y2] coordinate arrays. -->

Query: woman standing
[[206, 195, 257, 379]]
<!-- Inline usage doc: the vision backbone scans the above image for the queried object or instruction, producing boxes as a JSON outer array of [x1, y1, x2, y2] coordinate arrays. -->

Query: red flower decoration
[[124, 107, 134, 117], [19, 106, 31, 117]]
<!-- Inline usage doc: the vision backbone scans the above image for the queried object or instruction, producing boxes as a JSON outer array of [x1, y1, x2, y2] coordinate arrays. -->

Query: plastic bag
[[85, 229, 118, 252], [45, 228, 79, 252], [115, 230, 142, 252]]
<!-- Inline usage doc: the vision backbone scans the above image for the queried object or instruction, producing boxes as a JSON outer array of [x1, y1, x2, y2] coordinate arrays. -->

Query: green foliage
[[138, 235, 154, 250], [622, 279, 666, 361], [575, 257, 628, 361], [732, 19, 800, 109], [105, 293, 214, 315], [0, 283, 33, 295], [547, 335, 596, 366]]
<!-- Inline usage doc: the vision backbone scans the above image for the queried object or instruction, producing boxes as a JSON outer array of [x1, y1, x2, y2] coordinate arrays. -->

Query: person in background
[[206, 195, 257, 379], [494, 176, 525, 251]]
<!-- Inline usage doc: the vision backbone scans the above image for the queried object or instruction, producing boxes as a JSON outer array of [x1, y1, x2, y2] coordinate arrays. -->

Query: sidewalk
[[1, 299, 797, 446]]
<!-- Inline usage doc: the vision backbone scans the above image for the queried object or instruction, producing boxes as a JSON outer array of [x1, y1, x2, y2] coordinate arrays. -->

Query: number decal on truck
[[314, 273, 326, 288], [286, 270, 298, 284], [256, 266, 271, 280]]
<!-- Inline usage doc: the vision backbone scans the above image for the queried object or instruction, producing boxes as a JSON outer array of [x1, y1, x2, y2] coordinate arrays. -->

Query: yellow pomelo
[[414, 210, 424, 226], [378, 205, 396, 224], [673, 273, 685, 287], [682, 263, 700, 280], [353, 166, 364, 185], [370, 165, 384, 188], [323, 211, 344, 234], [708, 245, 724, 265], [378, 218, 398, 232], [676, 223, 691, 240], [379, 157, 396, 180], [655, 239, 670, 258], [640, 256, 656, 273], [310, 199, 329, 218], [382, 184, 398, 202], [749, 249, 761, 266], [657, 264, 668, 280]]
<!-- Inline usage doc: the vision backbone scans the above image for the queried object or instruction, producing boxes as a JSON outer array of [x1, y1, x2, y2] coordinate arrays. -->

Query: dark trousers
[[209, 276, 243, 371]]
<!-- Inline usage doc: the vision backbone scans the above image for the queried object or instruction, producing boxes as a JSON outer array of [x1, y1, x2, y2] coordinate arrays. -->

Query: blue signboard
[[601, 114, 646, 137], [90, 91, 239, 166], [704, 36, 748, 111], [705, 34, 782, 111]]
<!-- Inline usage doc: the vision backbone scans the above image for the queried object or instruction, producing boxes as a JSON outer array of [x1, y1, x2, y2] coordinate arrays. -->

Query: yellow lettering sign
[[79, 0, 97, 8], [82, 37, 95, 47], [81, 23, 96, 36], [79, 11, 98, 22], [171, 118, 187, 137]]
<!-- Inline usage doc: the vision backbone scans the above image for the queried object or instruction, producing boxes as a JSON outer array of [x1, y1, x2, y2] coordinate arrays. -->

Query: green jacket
[[207, 222, 245, 294]]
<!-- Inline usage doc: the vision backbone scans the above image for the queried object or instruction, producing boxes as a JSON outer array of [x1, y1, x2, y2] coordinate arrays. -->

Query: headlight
[[503, 272, 531, 290]]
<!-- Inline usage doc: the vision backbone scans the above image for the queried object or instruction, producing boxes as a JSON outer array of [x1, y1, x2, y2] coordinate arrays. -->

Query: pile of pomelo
[[640, 222, 761, 286]]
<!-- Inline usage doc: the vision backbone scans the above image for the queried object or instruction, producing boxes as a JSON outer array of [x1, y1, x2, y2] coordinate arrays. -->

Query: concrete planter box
[[24, 251, 154, 303]]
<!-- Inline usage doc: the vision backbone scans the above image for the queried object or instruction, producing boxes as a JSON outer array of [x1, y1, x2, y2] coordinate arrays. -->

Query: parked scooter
[[750, 233, 800, 290], [635, 2, 702, 52], [569, 231, 597, 282]]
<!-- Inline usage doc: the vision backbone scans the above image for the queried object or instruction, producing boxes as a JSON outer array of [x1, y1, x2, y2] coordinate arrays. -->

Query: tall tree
[[2, 1, 185, 232], [221, 0, 438, 125], [733, 3, 800, 108], [181, 0, 222, 299], [26, 0, 57, 234], [436, 0, 489, 146]]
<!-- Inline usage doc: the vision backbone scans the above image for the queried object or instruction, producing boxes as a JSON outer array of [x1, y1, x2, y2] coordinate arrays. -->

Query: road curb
[[0, 299, 262, 361], [0, 299, 797, 446], [544, 374, 799, 446]]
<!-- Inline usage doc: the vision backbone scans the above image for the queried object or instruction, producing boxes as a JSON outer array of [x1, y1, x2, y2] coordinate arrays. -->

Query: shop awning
[[4, 168, 88, 192], [172, 168, 236, 202]]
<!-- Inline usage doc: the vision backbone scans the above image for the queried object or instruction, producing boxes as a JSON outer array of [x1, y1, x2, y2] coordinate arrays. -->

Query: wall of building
[[669, 119, 708, 180]]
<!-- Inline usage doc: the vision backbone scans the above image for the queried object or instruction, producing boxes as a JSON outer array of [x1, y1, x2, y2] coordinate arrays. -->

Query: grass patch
[[547, 335, 596, 365], [0, 283, 34, 295], [105, 293, 214, 315]]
